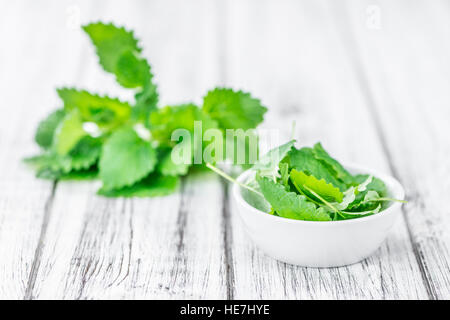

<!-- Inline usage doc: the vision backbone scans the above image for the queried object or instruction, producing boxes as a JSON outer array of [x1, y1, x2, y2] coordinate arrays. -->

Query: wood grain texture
[[224, 0, 429, 299], [0, 1, 89, 299], [0, 0, 448, 300], [27, 0, 228, 299], [342, 0, 450, 299]]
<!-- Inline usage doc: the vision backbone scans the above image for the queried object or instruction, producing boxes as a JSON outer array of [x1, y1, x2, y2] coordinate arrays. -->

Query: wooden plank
[[29, 0, 228, 299], [0, 1, 92, 299], [341, 0, 450, 299], [224, 0, 428, 299], [2, 0, 443, 300]]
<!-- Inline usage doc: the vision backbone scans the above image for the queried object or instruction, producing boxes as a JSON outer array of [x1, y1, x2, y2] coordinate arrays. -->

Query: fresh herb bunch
[[210, 141, 405, 221], [25, 22, 267, 197]]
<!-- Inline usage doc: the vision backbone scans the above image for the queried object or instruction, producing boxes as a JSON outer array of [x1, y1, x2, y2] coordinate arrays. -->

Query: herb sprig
[[25, 22, 267, 197], [209, 141, 405, 221]]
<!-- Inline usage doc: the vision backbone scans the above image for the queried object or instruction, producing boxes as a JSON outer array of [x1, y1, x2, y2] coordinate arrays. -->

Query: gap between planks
[[220, 179, 235, 300], [21, 0, 105, 300], [331, 0, 435, 299], [216, 0, 236, 300], [24, 181, 58, 299]]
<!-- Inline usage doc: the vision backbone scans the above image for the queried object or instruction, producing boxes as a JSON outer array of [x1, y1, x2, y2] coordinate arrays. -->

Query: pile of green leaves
[[233, 141, 403, 221], [25, 22, 267, 197]]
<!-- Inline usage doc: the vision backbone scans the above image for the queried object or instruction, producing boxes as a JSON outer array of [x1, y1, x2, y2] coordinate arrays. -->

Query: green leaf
[[57, 88, 131, 131], [115, 50, 150, 88], [83, 22, 140, 72], [279, 162, 290, 188], [356, 175, 373, 192], [97, 174, 179, 197], [83, 22, 158, 119], [256, 174, 332, 221], [241, 177, 271, 213], [117, 51, 158, 122], [133, 83, 159, 123], [346, 175, 389, 212], [53, 109, 87, 155], [99, 126, 157, 189], [364, 190, 381, 202], [253, 140, 295, 177], [353, 174, 388, 197], [150, 104, 218, 144], [157, 148, 190, 176], [339, 204, 381, 220], [24, 136, 102, 179], [58, 167, 98, 180], [35, 109, 66, 149], [202, 88, 267, 130], [68, 136, 102, 171], [312, 143, 354, 185], [24, 154, 71, 179], [283, 147, 346, 190], [335, 176, 379, 211], [290, 169, 343, 203], [335, 186, 357, 210]]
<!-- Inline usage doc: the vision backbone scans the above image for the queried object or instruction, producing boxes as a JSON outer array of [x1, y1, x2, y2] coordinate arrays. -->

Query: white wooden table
[[1, 0, 449, 299]]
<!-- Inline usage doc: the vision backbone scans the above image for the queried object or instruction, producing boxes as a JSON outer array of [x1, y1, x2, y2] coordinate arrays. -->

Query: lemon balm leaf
[[241, 177, 271, 213], [57, 88, 131, 131], [339, 204, 382, 220], [83, 22, 141, 73], [253, 140, 295, 178], [133, 83, 159, 122], [353, 174, 388, 197], [256, 174, 332, 221], [283, 147, 347, 190], [99, 126, 157, 190], [97, 174, 179, 197], [335, 186, 357, 210], [202, 87, 267, 167], [26, 23, 272, 199], [115, 50, 151, 88], [290, 169, 344, 203], [150, 104, 218, 146], [53, 109, 87, 155], [24, 154, 72, 178], [83, 22, 156, 89], [345, 175, 389, 210], [35, 109, 66, 149], [157, 149, 191, 176], [279, 162, 290, 188], [58, 167, 98, 180], [83, 22, 158, 119], [24, 136, 102, 179], [68, 136, 102, 171], [202, 88, 267, 130], [364, 190, 381, 202], [312, 142, 354, 185]]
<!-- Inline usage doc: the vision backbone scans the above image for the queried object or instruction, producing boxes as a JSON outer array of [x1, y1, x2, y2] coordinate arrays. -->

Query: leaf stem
[[303, 185, 346, 220], [291, 181, 323, 206], [206, 163, 263, 197], [303, 185, 338, 212], [290, 120, 296, 141], [341, 204, 381, 216], [369, 197, 407, 203]]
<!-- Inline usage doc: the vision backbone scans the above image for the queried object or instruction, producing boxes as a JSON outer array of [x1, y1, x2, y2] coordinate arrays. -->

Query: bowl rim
[[232, 162, 405, 226]]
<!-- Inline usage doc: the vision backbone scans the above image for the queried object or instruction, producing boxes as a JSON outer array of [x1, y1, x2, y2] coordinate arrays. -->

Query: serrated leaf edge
[[290, 169, 343, 203], [56, 87, 132, 107], [203, 87, 268, 115]]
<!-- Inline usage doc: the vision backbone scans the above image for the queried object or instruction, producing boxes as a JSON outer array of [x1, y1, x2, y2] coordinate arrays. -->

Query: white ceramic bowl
[[232, 163, 405, 268]]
